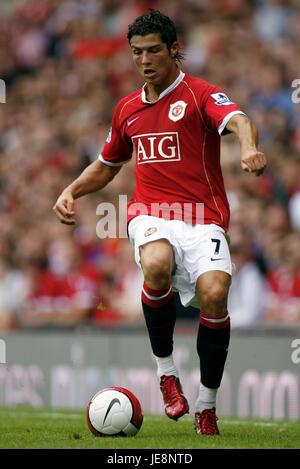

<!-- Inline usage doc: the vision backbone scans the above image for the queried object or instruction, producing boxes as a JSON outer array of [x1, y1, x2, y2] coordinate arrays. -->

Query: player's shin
[[195, 313, 230, 411], [141, 282, 177, 372], [142, 282, 189, 420]]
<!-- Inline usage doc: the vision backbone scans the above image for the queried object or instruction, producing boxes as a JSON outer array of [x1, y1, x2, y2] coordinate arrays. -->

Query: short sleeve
[[203, 86, 246, 135], [99, 105, 133, 166]]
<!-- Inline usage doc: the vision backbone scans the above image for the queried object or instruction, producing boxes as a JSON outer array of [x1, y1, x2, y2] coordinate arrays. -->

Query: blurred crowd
[[0, 0, 300, 331]]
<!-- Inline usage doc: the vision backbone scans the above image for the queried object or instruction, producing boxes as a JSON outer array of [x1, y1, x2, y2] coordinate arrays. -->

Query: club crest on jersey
[[168, 100, 187, 122], [210, 93, 233, 106], [144, 227, 157, 237]]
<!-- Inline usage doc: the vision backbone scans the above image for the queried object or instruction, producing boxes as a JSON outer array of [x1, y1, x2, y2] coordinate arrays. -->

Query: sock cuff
[[200, 313, 230, 329], [143, 282, 172, 297], [142, 282, 173, 308]]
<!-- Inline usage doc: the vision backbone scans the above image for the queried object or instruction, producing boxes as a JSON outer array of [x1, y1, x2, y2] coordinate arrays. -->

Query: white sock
[[155, 354, 179, 378], [195, 383, 217, 412]]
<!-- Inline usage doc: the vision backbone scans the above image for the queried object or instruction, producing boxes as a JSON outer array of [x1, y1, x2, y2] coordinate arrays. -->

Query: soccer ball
[[86, 386, 143, 436]]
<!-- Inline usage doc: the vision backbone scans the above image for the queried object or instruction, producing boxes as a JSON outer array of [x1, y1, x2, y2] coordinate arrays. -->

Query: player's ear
[[170, 41, 179, 58]]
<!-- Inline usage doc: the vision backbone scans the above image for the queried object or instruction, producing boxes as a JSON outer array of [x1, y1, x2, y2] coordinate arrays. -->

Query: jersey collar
[[141, 70, 185, 104]]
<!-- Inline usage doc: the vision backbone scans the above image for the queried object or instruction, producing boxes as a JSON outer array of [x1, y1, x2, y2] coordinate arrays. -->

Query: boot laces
[[196, 408, 219, 435], [160, 376, 182, 404]]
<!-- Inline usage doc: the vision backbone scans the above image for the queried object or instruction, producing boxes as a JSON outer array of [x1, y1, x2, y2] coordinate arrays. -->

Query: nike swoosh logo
[[210, 257, 226, 261], [127, 117, 139, 126], [103, 398, 121, 424]]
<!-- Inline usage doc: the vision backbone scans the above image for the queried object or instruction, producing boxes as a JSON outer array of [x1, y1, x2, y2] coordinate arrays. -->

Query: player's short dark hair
[[127, 10, 184, 62]]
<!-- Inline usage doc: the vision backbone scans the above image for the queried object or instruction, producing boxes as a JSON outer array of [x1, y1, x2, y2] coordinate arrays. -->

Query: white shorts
[[128, 215, 232, 309]]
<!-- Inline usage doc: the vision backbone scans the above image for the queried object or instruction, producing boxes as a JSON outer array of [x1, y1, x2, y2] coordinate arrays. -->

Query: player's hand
[[52, 190, 76, 225], [241, 149, 267, 176]]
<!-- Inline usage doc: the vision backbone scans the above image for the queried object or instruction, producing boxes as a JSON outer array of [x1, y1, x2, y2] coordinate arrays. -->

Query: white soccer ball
[[86, 386, 143, 437]]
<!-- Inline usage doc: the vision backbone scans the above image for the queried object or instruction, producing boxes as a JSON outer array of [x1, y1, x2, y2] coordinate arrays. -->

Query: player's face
[[130, 33, 179, 91]]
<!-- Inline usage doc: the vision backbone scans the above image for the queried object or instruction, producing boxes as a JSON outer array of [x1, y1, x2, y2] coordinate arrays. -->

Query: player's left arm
[[225, 114, 267, 176]]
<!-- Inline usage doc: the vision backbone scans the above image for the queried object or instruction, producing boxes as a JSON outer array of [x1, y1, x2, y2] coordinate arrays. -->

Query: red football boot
[[194, 407, 220, 435], [160, 375, 189, 420]]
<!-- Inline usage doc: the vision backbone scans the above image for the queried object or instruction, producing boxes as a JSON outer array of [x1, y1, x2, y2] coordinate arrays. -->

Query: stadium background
[[0, 0, 300, 419]]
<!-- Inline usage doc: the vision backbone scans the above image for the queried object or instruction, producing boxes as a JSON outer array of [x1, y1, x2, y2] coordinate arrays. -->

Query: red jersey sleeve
[[202, 85, 245, 135], [99, 103, 133, 166]]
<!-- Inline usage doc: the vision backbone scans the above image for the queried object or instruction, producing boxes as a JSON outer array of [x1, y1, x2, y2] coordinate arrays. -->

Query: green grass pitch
[[0, 406, 299, 449]]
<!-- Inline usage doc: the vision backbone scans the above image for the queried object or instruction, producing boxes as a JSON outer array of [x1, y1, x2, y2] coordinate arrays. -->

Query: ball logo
[[168, 100, 187, 122], [103, 398, 121, 424]]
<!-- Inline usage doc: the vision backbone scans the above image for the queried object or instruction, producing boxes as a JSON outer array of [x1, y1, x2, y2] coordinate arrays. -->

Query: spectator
[[264, 233, 300, 324], [228, 224, 266, 328], [0, 259, 27, 330], [20, 238, 100, 328]]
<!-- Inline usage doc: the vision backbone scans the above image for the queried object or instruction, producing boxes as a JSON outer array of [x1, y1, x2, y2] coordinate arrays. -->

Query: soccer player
[[53, 10, 267, 435]]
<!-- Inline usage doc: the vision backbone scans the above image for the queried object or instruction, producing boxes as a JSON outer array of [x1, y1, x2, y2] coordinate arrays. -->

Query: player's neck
[[145, 66, 181, 103]]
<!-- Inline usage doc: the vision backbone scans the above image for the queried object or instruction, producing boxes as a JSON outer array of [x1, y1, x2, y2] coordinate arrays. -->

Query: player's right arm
[[53, 160, 121, 225]]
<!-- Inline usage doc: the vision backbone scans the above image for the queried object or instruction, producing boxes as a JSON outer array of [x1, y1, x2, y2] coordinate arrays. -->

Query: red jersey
[[99, 72, 244, 231]]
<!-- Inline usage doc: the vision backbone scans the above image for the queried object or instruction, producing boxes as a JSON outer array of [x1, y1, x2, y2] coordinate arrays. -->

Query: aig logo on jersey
[[168, 100, 188, 122], [210, 93, 233, 106], [132, 132, 181, 164]]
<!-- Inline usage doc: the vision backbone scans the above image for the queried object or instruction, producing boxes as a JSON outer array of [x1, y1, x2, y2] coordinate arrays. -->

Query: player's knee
[[200, 284, 228, 315], [141, 256, 172, 288], [143, 258, 171, 287], [140, 241, 173, 288]]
